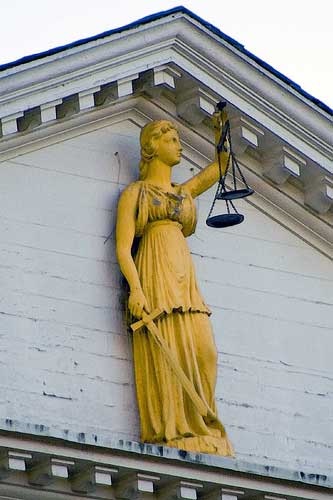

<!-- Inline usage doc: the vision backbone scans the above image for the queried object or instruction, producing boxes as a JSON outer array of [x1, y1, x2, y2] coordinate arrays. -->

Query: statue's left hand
[[128, 287, 150, 319]]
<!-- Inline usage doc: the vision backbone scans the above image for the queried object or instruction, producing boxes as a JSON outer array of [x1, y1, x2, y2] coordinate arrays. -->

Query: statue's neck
[[145, 159, 173, 190]]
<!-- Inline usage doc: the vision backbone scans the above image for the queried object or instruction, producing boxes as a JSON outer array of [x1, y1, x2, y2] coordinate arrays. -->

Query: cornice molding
[[1, 14, 331, 136], [0, 16, 331, 167], [0, 15, 332, 256], [0, 429, 331, 499]]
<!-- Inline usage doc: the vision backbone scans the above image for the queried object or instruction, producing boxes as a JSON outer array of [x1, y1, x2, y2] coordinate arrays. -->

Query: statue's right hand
[[128, 288, 150, 319]]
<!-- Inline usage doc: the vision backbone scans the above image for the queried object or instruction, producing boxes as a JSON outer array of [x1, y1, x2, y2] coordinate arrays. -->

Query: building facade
[[0, 7, 332, 500]]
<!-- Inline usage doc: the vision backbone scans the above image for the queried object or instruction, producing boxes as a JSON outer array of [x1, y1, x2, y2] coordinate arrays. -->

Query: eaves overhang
[[0, 422, 332, 499], [0, 7, 331, 150], [0, 6, 332, 256], [0, 6, 331, 116]]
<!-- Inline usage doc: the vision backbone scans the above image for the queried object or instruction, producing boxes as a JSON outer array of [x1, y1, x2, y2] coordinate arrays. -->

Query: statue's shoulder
[[117, 182, 144, 212], [177, 182, 193, 199], [120, 180, 143, 198]]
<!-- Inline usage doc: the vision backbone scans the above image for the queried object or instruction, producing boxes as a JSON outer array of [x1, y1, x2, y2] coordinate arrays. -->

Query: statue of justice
[[115, 104, 244, 455]]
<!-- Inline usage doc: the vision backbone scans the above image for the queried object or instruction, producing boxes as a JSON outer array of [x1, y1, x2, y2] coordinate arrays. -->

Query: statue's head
[[139, 120, 178, 179]]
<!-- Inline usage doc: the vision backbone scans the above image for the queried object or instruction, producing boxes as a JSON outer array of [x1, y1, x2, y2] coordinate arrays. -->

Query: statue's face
[[155, 129, 182, 166]]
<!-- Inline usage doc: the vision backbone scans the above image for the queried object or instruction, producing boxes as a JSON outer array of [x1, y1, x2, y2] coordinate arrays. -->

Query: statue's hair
[[139, 120, 178, 180]]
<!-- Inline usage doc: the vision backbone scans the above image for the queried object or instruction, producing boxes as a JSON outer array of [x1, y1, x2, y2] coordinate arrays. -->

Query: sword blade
[[132, 311, 216, 419]]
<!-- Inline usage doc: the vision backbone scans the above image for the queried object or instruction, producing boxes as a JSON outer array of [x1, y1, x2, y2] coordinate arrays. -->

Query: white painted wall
[[0, 121, 141, 438], [0, 117, 332, 476], [192, 190, 333, 474]]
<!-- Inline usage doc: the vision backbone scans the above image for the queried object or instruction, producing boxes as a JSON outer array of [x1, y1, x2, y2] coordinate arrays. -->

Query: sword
[[131, 309, 217, 421]]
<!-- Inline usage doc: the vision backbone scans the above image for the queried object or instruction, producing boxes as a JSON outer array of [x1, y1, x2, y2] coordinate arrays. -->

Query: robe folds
[[131, 181, 233, 456]]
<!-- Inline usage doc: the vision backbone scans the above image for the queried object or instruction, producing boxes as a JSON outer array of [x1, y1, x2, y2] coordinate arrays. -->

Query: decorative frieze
[[17, 107, 41, 131], [29, 458, 75, 486], [56, 94, 80, 119], [116, 472, 160, 499], [40, 99, 63, 123], [305, 175, 333, 213], [0, 451, 32, 477], [139, 66, 182, 98], [263, 146, 304, 184], [0, 8, 330, 173], [78, 86, 101, 110], [1, 112, 24, 135], [0, 62, 331, 231], [159, 480, 203, 499], [229, 116, 264, 155], [176, 87, 218, 125], [94, 82, 118, 106], [117, 74, 139, 98], [71, 465, 118, 493], [154, 65, 182, 89], [0, 442, 331, 500]]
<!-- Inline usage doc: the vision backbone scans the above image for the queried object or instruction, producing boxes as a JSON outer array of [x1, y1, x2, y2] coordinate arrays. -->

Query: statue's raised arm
[[182, 105, 229, 198]]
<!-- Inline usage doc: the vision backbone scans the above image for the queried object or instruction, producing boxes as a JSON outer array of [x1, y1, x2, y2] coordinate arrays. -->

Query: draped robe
[[131, 181, 233, 455]]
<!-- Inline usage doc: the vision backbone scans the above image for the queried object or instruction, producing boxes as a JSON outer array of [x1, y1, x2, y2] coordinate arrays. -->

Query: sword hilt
[[131, 308, 164, 332]]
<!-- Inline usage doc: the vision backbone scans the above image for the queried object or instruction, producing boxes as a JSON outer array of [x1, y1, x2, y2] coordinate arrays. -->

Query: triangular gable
[[0, 9, 333, 486], [0, 6, 332, 261]]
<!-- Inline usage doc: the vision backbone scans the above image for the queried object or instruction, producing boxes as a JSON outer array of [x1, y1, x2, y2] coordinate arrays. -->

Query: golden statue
[[116, 114, 234, 456]]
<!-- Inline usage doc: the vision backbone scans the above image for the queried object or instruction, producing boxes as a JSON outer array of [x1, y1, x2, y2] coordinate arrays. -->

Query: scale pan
[[217, 188, 254, 201], [206, 213, 244, 228]]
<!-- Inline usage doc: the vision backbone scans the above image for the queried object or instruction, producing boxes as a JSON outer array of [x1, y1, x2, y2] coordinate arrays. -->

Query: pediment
[[1, 12, 333, 480], [0, 7, 332, 258]]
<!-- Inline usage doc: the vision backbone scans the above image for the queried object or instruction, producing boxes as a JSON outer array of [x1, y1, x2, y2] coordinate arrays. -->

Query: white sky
[[1, 0, 332, 108]]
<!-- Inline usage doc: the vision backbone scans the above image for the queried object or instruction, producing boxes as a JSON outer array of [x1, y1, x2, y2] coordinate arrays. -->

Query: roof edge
[[0, 5, 332, 115]]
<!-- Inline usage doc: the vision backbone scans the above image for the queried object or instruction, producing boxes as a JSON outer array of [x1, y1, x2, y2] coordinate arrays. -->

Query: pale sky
[[1, 0, 332, 108]]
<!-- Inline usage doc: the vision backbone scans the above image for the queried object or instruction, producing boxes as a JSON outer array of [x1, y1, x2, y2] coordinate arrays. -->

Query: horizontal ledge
[[0, 419, 331, 491]]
